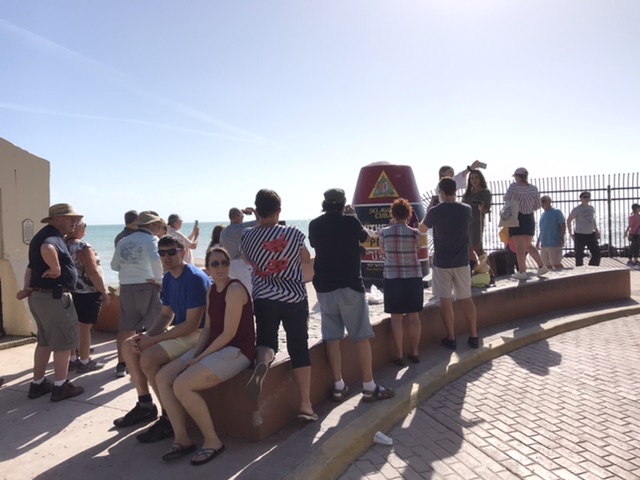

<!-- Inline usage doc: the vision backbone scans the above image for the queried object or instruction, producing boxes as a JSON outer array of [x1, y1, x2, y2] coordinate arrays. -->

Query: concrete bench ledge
[[202, 267, 631, 441]]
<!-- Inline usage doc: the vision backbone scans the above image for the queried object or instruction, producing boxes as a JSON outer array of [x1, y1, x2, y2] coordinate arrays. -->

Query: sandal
[[330, 384, 349, 402], [362, 385, 395, 403], [297, 411, 319, 422], [190, 445, 226, 466], [246, 362, 269, 400], [162, 443, 197, 462]]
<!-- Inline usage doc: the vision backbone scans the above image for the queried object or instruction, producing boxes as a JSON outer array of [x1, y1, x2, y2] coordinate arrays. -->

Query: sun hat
[[513, 167, 528, 176], [40, 203, 83, 223], [137, 211, 166, 226], [324, 188, 346, 203]]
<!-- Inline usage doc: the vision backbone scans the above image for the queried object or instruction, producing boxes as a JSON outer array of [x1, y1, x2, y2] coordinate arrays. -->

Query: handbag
[[498, 199, 520, 228]]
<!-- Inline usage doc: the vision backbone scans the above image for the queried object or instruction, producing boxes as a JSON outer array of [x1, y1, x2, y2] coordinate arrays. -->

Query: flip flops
[[162, 443, 196, 462], [297, 411, 319, 422], [190, 445, 226, 466]]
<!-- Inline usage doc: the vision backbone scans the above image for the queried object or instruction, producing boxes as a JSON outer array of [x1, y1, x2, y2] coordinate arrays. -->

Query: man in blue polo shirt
[[113, 234, 211, 444], [536, 196, 566, 269]]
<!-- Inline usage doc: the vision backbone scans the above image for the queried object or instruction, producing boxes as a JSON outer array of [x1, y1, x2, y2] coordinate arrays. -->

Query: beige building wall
[[0, 138, 50, 336]]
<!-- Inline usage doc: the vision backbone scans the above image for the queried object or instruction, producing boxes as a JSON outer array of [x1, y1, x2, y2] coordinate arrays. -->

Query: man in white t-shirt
[[566, 191, 601, 267]]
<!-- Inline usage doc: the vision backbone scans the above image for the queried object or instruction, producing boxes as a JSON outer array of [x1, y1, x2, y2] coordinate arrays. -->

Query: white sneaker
[[536, 266, 550, 277], [512, 272, 528, 280]]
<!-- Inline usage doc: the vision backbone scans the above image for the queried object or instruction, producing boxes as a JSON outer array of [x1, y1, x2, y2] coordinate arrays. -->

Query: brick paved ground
[[340, 315, 640, 480]]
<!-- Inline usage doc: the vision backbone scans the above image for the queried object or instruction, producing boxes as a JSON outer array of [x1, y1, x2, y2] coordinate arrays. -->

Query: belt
[[31, 287, 71, 293]]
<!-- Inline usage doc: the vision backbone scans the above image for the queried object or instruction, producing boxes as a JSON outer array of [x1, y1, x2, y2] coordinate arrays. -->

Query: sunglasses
[[158, 248, 183, 257], [209, 260, 230, 268]]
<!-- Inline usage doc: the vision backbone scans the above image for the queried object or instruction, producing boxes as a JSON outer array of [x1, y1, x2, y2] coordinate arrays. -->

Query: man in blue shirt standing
[[536, 196, 566, 269]]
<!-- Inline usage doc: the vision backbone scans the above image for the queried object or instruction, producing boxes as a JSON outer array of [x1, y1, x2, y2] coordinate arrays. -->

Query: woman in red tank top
[[155, 247, 255, 466]]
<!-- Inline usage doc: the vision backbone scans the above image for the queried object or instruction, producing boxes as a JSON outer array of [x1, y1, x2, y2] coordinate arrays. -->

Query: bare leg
[[140, 345, 171, 404], [33, 345, 52, 380], [356, 339, 373, 384], [439, 298, 455, 340], [406, 312, 421, 356], [173, 364, 224, 450], [524, 236, 544, 268], [78, 323, 92, 360], [122, 337, 149, 396], [255, 346, 275, 366], [390, 313, 404, 358], [461, 298, 478, 337], [325, 340, 342, 383], [513, 236, 529, 273], [52, 350, 72, 382], [292, 366, 314, 416], [117, 330, 134, 363], [156, 357, 191, 446]]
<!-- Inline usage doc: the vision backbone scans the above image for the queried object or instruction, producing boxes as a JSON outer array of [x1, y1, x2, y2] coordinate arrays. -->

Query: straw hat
[[137, 211, 166, 226], [40, 203, 83, 223]]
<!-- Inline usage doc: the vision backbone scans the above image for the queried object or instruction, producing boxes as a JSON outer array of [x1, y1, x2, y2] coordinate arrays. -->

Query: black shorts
[[509, 212, 536, 237], [253, 298, 310, 369], [71, 292, 103, 325], [383, 277, 424, 314]]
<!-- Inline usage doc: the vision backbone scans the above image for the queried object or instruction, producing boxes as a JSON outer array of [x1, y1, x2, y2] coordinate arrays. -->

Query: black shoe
[[468, 336, 480, 349], [50, 380, 84, 402], [136, 416, 173, 443], [115, 362, 128, 378], [441, 337, 457, 350], [113, 403, 158, 428], [28, 378, 53, 399]]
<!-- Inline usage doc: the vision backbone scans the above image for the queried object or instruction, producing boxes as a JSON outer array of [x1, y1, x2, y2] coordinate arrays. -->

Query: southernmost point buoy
[[352, 161, 429, 285]]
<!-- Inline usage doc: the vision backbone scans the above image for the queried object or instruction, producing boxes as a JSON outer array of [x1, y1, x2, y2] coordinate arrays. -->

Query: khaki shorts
[[180, 345, 251, 382], [28, 291, 78, 351], [541, 247, 563, 266], [158, 329, 201, 360], [432, 266, 472, 300]]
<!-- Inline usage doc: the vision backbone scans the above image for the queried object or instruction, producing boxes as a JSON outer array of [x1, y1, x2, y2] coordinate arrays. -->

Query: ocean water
[[85, 220, 313, 287]]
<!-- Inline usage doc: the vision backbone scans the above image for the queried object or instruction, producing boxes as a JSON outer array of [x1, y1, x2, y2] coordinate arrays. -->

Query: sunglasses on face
[[209, 260, 230, 268], [158, 248, 183, 257]]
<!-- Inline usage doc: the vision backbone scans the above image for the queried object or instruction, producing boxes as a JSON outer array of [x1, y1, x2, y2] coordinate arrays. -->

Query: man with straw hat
[[16, 203, 85, 401]]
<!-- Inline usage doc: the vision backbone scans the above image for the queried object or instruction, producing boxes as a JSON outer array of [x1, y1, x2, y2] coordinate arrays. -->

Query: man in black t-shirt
[[309, 188, 394, 403], [16, 204, 85, 402]]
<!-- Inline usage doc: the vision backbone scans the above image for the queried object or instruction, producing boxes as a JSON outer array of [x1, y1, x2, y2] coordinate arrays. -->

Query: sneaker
[[113, 403, 158, 428], [76, 359, 105, 373], [468, 336, 480, 349], [136, 416, 174, 443], [512, 271, 528, 280], [362, 385, 395, 403], [50, 380, 84, 402], [536, 266, 549, 277], [441, 337, 457, 350], [68, 359, 81, 371], [330, 384, 350, 402], [115, 362, 127, 378], [246, 362, 269, 400], [28, 378, 53, 399]]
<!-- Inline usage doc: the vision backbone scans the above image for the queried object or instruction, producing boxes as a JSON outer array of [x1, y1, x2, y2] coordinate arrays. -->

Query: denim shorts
[[317, 288, 374, 342]]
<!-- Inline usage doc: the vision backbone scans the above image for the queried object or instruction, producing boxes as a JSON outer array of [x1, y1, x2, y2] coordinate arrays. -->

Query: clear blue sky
[[1, 1, 638, 225]]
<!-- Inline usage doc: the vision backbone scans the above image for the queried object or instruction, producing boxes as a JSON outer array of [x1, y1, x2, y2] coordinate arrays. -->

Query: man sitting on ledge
[[113, 234, 211, 443]]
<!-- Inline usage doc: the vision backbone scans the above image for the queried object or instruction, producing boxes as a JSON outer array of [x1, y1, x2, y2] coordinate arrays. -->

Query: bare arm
[[77, 247, 110, 305], [40, 244, 61, 279], [301, 245, 311, 264], [16, 268, 32, 300]]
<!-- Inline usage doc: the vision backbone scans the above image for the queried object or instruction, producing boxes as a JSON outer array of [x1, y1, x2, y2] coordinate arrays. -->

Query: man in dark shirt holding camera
[[16, 203, 85, 402]]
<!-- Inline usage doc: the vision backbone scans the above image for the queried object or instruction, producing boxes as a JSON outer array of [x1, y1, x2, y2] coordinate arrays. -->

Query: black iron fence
[[421, 172, 640, 257]]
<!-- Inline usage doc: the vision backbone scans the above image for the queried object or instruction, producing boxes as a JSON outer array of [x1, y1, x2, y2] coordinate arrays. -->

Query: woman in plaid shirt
[[379, 199, 423, 367]]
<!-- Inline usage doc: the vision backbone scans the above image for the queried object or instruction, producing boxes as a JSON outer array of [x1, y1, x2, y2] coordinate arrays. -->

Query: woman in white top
[[504, 168, 547, 280]]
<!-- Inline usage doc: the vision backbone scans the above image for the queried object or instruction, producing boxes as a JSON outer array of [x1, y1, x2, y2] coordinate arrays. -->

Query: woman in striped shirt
[[504, 168, 548, 280]]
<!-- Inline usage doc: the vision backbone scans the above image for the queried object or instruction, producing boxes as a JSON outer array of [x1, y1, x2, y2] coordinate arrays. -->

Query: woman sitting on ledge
[[155, 247, 255, 466]]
